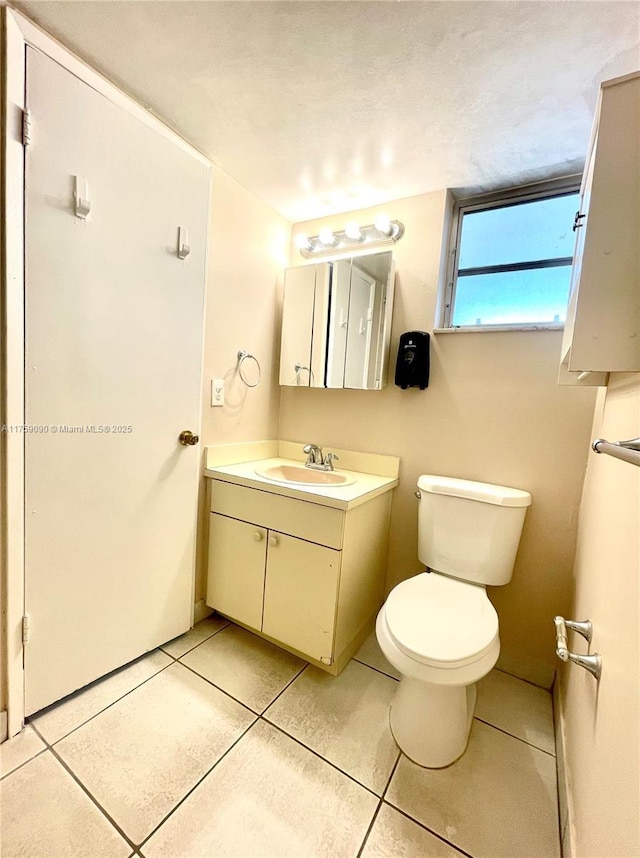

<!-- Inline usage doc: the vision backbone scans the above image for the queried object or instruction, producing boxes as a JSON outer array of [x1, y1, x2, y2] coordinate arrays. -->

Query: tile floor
[[1, 616, 561, 858]]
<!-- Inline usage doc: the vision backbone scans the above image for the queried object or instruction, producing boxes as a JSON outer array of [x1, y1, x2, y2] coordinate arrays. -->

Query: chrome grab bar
[[592, 437, 640, 467], [554, 616, 602, 680]]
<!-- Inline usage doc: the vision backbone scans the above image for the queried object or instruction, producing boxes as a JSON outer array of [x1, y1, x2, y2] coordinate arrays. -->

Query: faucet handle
[[324, 452, 339, 470]]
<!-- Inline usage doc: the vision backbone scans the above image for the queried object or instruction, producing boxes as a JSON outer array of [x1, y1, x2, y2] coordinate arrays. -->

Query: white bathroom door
[[23, 48, 211, 715]]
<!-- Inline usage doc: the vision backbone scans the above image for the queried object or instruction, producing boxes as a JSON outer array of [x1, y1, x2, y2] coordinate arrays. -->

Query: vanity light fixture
[[295, 233, 313, 252], [318, 227, 339, 247], [374, 213, 393, 236], [297, 216, 405, 258], [344, 221, 365, 242]]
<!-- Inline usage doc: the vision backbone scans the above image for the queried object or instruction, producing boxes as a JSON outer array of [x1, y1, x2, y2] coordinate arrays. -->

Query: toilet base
[[389, 677, 477, 768]]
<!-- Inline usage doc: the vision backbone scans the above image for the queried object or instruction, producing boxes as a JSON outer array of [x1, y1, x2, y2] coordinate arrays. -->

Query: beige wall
[[558, 373, 639, 858], [194, 169, 290, 605], [279, 191, 598, 679]]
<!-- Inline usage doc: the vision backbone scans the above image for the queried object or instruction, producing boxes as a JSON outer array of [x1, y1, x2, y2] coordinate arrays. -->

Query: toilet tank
[[417, 475, 531, 586]]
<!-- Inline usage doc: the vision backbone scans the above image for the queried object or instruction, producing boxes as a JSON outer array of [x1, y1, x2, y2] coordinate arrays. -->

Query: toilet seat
[[384, 572, 499, 669]]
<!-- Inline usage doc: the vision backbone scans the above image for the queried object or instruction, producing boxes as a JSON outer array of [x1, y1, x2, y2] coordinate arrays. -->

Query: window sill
[[433, 324, 565, 334]]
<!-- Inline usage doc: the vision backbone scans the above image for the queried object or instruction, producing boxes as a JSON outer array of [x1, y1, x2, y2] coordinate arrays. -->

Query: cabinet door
[[279, 266, 315, 386], [562, 74, 640, 375], [262, 533, 340, 663], [326, 259, 350, 388], [206, 514, 266, 630], [345, 266, 376, 389], [310, 263, 331, 388]]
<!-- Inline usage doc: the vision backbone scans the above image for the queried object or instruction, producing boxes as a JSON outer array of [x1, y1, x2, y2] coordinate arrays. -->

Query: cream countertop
[[204, 457, 398, 511]]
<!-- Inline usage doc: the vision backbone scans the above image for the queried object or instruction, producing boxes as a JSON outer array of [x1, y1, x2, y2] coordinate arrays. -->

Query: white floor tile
[[361, 803, 465, 857], [0, 724, 47, 778], [476, 669, 555, 754], [142, 719, 378, 858], [387, 719, 560, 858], [160, 614, 229, 659], [180, 624, 305, 712], [55, 662, 256, 845], [0, 751, 130, 857], [265, 660, 400, 794], [31, 649, 172, 745], [354, 631, 401, 680]]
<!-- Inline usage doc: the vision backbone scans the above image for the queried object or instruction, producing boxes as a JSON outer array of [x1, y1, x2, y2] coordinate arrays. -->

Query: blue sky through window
[[452, 191, 579, 326]]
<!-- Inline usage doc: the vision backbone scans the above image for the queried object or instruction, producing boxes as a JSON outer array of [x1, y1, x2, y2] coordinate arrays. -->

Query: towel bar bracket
[[554, 616, 602, 680], [592, 437, 640, 467]]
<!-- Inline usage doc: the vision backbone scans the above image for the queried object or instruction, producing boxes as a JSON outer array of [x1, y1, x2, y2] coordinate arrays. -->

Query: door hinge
[[22, 614, 31, 644], [22, 109, 32, 146]]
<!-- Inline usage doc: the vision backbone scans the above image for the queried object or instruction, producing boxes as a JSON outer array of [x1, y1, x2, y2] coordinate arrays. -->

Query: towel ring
[[237, 350, 261, 388]]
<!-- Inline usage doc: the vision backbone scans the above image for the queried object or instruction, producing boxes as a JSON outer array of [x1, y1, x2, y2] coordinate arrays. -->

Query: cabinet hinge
[[22, 614, 31, 644], [22, 109, 32, 147]]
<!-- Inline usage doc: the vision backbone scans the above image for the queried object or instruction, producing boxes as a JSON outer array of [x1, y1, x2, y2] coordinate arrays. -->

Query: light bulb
[[344, 222, 364, 242], [318, 228, 337, 247], [295, 233, 312, 251], [374, 214, 392, 236]]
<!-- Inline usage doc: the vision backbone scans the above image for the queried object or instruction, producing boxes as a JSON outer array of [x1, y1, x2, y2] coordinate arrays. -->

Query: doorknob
[[178, 430, 199, 446]]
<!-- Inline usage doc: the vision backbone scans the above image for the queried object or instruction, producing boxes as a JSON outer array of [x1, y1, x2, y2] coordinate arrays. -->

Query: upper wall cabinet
[[560, 71, 640, 385], [279, 251, 395, 390]]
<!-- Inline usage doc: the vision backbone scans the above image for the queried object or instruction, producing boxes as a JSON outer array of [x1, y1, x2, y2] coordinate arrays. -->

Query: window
[[441, 182, 580, 329]]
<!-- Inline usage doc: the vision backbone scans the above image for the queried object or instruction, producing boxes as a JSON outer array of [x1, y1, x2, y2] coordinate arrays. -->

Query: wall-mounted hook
[[177, 226, 190, 259], [74, 176, 90, 219]]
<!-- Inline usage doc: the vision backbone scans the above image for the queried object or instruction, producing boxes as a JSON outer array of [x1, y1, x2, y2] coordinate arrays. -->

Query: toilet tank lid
[[417, 475, 531, 507]]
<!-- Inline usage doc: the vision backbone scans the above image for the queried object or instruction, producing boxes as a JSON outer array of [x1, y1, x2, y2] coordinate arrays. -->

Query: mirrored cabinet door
[[279, 263, 330, 387], [279, 251, 395, 390], [344, 264, 375, 389], [326, 260, 351, 388]]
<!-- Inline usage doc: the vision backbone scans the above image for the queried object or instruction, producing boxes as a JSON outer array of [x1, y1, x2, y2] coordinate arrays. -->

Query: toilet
[[376, 474, 531, 768]]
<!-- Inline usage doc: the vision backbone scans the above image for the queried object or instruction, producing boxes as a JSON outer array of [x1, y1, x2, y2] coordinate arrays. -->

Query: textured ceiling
[[13, 1, 640, 222]]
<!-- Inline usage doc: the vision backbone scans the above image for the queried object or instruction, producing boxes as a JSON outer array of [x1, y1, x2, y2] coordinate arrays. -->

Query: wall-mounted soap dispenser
[[395, 331, 430, 389]]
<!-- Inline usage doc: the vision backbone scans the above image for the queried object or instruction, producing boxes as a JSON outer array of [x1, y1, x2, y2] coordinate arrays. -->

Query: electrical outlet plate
[[211, 378, 224, 407]]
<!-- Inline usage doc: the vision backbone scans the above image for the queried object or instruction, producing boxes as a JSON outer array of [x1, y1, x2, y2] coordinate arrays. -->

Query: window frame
[[438, 177, 582, 331]]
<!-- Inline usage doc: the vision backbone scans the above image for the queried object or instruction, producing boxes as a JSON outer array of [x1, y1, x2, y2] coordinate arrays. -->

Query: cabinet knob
[[253, 531, 263, 542], [268, 535, 279, 547]]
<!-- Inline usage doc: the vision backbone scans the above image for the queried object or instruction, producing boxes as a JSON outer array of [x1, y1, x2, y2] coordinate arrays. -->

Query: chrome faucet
[[303, 444, 340, 471], [303, 443, 324, 467]]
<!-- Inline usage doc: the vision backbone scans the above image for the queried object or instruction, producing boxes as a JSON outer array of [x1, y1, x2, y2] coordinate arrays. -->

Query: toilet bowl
[[377, 474, 531, 768], [377, 572, 500, 767]]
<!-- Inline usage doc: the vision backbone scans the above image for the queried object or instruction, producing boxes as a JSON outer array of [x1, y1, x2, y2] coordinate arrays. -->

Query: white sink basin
[[254, 463, 356, 487]]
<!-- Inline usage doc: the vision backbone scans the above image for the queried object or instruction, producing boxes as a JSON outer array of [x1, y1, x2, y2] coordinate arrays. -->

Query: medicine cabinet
[[559, 71, 640, 385], [279, 251, 395, 390]]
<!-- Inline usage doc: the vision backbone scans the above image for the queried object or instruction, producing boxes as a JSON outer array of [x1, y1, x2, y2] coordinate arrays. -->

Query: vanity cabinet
[[205, 477, 392, 672], [209, 511, 340, 662], [560, 71, 640, 384]]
